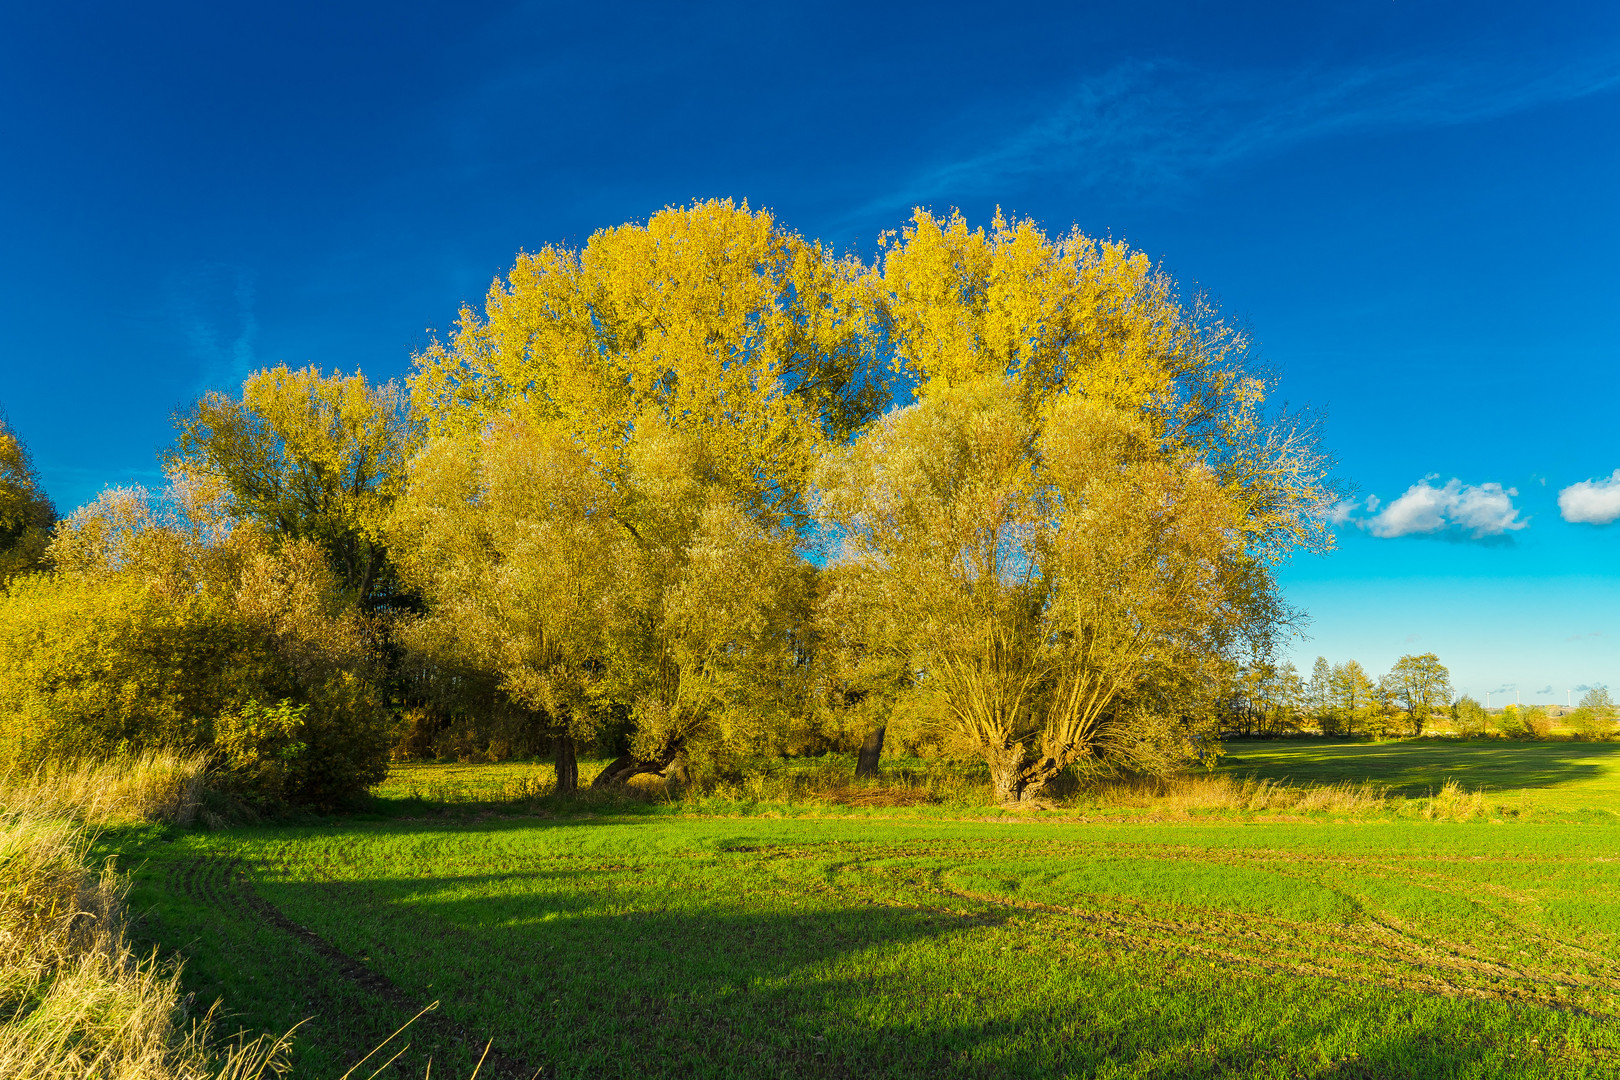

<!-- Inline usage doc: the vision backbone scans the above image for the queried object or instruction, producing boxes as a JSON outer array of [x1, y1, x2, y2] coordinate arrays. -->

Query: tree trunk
[[590, 752, 635, 789], [855, 725, 886, 779], [987, 745, 1029, 805], [554, 733, 578, 795], [666, 751, 690, 785], [987, 743, 1066, 805], [589, 744, 682, 788]]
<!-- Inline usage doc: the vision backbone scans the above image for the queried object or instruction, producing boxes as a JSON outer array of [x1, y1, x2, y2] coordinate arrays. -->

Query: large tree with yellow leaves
[[168, 365, 410, 610], [816, 211, 1334, 802], [399, 199, 886, 785]]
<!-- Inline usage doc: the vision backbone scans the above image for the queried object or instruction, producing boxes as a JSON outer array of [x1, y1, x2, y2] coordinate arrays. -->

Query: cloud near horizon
[[1333, 477, 1528, 540], [1558, 469, 1620, 524]]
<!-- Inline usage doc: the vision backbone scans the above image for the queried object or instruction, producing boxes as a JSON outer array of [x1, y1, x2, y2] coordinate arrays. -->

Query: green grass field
[[1217, 738, 1620, 811], [113, 739, 1620, 1079]]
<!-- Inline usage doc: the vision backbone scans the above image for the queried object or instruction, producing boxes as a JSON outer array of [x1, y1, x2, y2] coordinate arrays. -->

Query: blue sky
[[2, 1, 1616, 701]]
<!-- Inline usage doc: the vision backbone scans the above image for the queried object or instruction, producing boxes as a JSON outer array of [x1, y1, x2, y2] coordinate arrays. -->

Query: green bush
[[0, 498, 391, 808], [1493, 704, 1549, 740]]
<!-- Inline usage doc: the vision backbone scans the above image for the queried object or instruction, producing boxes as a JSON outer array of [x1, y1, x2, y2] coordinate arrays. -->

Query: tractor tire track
[[923, 877, 1620, 1017], [171, 856, 541, 1080], [788, 846, 1620, 1018]]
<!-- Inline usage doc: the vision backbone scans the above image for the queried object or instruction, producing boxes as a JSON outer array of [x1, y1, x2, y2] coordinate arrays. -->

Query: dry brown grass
[[1086, 772, 1501, 820], [1422, 778, 1494, 821], [0, 748, 211, 826], [810, 786, 939, 808], [1091, 773, 1390, 815], [0, 752, 292, 1079]]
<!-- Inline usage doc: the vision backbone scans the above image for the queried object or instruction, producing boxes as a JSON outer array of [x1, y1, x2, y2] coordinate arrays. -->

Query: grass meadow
[[106, 739, 1620, 1079]]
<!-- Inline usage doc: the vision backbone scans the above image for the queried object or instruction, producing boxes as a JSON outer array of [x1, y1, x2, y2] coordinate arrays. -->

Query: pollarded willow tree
[[400, 199, 887, 785], [817, 210, 1336, 803], [388, 419, 625, 789]]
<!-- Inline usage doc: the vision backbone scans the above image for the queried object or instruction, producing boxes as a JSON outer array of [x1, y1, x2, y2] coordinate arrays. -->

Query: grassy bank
[[0, 752, 290, 1080]]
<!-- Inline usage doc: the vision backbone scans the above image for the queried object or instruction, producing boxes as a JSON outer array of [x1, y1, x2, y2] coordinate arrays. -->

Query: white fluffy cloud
[[1334, 477, 1527, 539], [1558, 469, 1620, 524]]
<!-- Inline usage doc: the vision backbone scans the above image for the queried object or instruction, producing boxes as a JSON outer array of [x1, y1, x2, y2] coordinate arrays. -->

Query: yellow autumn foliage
[[169, 364, 408, 607], [879, 209, 1335, 563], [397, 201, 868, 779], [0, 414, 55, 584], [0, 481, 391, 806]]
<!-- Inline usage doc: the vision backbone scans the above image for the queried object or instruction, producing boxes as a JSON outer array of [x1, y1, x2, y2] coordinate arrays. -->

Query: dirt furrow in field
[[925, 880, 1618, 1016], [170, 856, 542, 1080], [787, 839, 1620, 1010], [773, 846, 1619, 1016]]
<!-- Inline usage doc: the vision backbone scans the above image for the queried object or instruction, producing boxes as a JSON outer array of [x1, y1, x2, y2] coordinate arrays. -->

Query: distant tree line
[[1227, 653, 1616, 740], [0, 201, 1341, 806]]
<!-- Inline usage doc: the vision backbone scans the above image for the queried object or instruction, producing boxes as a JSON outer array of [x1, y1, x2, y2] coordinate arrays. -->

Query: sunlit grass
[[1216, 737, 1620, 813], [1, 748, 211, 826]]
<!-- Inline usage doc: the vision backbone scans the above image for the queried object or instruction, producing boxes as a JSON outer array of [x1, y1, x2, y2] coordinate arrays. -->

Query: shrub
[[0, 485, 391, 808], [1451, 695, 1489, 737], [1494, 704, 1548, 740]]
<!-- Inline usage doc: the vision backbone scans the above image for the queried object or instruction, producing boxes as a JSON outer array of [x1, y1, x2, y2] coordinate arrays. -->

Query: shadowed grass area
[[1215, 738, 1620, 809]]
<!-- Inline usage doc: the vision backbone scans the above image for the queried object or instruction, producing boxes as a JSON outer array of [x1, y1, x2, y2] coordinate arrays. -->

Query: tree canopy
[[0, 413, 56, 583], [168, 365, 408, 608], [396, 200, 872, 782], [4, 201, 1366, 802], [817, 378, 1268, 801]]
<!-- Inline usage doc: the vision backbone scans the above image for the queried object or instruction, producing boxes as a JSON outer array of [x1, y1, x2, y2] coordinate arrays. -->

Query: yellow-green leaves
[[411, 198, 886, 530], [879, 209, 1336, 564], [0, 482, 389, 803], [396, 202, 1332, 780], [815, 378, 1258, 801], [389, 419, 623, 744], [170, 364, 408, 606], [880, 209, 1182, 408], [0, 415, 55, 584]]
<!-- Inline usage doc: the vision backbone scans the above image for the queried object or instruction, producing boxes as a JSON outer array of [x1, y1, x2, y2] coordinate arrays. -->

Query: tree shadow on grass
[[181, 817, 1617, 1079], [1218, 739, 1620, 798]]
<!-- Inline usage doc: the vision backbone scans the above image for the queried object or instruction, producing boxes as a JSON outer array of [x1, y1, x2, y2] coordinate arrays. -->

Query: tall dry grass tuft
[[1093, 773, 1388, 815], [723, 757, 990, 808], [0, 757, 292, 1079], [1423, 779, 1493, 821], [0, 748, 211, 826]]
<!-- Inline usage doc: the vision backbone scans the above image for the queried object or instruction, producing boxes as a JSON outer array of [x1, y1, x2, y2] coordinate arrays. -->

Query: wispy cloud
[[1335, 476, 1528, 541], [1558, 469, 1620, 524], [168, 265, 259, 394], [868, 51, 1620, 213]]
